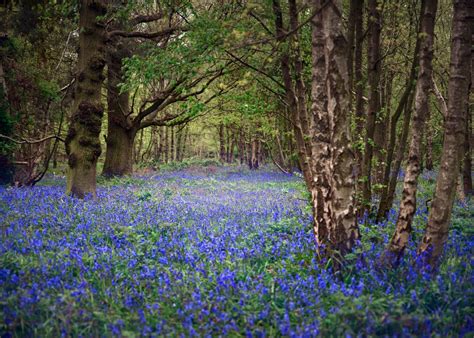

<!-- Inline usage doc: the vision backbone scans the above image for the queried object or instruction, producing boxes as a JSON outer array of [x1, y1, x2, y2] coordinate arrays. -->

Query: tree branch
[[108, 26, 184, 39], [0, 134, 65, 145]]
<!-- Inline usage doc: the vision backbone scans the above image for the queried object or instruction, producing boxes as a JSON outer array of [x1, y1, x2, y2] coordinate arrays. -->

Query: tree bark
[[65, 0, 107, 198], [310, 0, 359, 258], [353, 0, 365, 167], [462, 61, 472, 195], [376, 9, 423, 221], [103, 35, 134, 177], [219, 123, 225, 162], [360, 0, 381, 215], [418, 0, 472, 267], [386, 0, 437, 262], [273, 0, 312, 187]]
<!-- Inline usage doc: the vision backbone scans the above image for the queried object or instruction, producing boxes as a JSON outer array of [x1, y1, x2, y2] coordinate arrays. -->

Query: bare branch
[[130, 13, 164, 26], [108, 26, 185, 39], [0, 134, 65, 144]]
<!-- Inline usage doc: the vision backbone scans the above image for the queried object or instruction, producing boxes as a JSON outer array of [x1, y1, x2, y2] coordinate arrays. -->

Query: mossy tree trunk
[[65, 0, 107, 198]]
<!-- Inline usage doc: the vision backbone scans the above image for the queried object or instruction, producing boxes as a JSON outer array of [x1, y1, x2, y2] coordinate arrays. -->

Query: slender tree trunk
[[382, 93, 415, 218], [376, 14, 423, 221], [418, 0, 472, 266], [164, 126, 169, 163], [239, 129, 245, 165], [289, 0, 312, 168], [273, 0, 312, 187], [385, 0, 438, 262], [65, 0, 107, 198], [181, 126, 188, 161], [219, 123, 225, 162], [170, 126, 175, 162], [176, 127, 182, 162], [359, 0, 382, 215], [353, 0, 365, 166]]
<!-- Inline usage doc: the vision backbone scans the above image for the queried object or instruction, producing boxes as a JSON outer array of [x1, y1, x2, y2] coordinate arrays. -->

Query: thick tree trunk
[[311, 0, 359, 258], [103, 121, 135, 176], [103, 36, 134, 177], [360, 0, 381, 215], [386, 0, 437, 262], [418, 0, 472, 266], [462, 70, 472, 195], [65, 0, 107, 198], [310, 0, 331, 247]]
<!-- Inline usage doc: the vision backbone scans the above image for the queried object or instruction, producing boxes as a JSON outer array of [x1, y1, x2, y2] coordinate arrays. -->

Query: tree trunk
[[103, 35, 134, 177], [135, 128, 144, 164], [273, 0, 312, 187], [164, 126, 168, 163], [360, 0, 382, 215], [170, 126, 175, 162], [376, 12, 423, 221], [65, 0, 107, 198], [310, 0, 359, 258], [353, 0, 365, 169], [219, 123, 225, 162], [425, 106, 434, 170], [462, 68, 472, 195], [239, 129, 245, 165], [386, 0, 437, 263], [418, 0, 472, 267]]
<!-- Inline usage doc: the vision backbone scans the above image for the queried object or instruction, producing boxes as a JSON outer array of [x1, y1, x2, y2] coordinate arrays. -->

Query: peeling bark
[[311, 0, 359, 258]]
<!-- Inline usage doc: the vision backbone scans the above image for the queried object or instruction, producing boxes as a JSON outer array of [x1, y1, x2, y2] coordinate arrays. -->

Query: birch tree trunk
[[386, 0, 437, 262], [311, 0, 359, 258], [418, 0, 472, 267]]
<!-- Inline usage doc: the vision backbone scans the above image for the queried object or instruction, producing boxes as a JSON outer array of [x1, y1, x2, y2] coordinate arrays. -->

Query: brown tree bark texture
[[387, 0, 437, 261], [418, 0, 472, 266], [65, 0, 107, 198]]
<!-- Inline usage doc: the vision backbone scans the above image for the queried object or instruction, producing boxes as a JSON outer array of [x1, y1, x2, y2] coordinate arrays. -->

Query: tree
[[418, 0, 472, 267], [359, 0, 381, 215], [385, 0, 438, 263], [65, 0, 108, 198], [310, 0, 359, 259]]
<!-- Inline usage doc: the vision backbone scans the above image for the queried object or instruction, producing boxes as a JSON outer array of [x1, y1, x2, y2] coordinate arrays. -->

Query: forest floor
[[0, 166, 472, 336]]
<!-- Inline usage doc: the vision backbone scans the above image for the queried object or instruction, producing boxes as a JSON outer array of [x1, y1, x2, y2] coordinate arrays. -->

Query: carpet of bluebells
[[0, 167, 472, 337]]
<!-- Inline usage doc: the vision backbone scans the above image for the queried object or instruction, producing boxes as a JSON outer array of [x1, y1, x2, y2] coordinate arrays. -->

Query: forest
[[0, 0, 472, 336]]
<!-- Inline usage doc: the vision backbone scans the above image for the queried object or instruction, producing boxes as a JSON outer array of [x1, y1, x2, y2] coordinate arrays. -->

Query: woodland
[[0, 0, 472, 336]]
